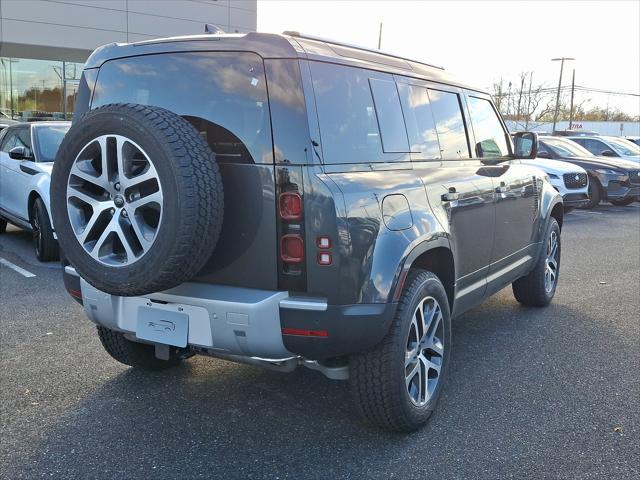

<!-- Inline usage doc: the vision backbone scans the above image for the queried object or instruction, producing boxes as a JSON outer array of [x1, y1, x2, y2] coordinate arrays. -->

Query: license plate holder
[[136, 306, 189, 347]]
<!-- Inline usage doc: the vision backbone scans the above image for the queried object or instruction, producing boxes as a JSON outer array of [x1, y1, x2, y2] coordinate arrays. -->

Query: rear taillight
[[279, 192, 303, 220], [281, 234, 304, 264]]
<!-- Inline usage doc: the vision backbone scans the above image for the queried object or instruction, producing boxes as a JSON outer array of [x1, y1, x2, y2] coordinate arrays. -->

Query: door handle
[[441, 187, 459, 202]]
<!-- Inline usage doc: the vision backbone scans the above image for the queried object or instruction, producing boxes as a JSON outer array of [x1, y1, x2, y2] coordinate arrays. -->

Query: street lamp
[[551, 57, 575, 133]]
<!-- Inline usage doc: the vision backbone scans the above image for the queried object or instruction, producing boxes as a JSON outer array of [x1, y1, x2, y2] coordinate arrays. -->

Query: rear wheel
[[31, 198, 59, 261], [610, 198, 635, 206], [350, 270, 451, 432], [512, 217, 561, 307], [585, 177, 601, 209], [97, 326, 184, 370]]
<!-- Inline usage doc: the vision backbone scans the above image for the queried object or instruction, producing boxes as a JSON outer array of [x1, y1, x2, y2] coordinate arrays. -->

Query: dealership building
[[0, 0, 257, 121]]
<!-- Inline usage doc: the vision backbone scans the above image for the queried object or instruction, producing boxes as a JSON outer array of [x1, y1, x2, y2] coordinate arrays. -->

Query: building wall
[[0, 0, 256, 120], [1, 0, 256, 62]]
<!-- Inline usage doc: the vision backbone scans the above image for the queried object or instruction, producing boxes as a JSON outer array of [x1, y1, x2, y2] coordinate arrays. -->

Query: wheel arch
[[392, 238, 455, 312]]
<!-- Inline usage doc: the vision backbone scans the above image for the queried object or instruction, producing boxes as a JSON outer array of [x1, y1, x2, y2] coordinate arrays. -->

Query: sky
[[257, 0, 640, 116]]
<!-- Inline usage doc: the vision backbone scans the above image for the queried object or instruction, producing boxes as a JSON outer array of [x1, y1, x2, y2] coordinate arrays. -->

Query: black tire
[[350, 270, 451, 432], [31, 197, 59, 261], [512, 217, 561, 307], [0, 219, 6, 234], [97, 326, 184, 370], [610, 197, 635, 206], [51, 103, 223, 296], [584, 177, 601, 209]]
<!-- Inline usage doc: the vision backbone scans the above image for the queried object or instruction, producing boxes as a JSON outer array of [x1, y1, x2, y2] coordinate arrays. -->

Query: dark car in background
[[538, 135, 640, 207], [568, 135, 640, 163]]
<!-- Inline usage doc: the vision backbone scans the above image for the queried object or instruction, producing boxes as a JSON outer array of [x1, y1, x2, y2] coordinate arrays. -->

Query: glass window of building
[[0, 57, 84, 121]]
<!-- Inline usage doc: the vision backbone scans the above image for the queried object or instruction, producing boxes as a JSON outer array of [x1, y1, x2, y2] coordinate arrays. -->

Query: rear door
[[91, 51, 279, 290], [398, 80, 496, 312], [465, 93, 538, 287]]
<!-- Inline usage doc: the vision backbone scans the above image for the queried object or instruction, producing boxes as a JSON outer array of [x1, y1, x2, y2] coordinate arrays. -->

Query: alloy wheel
[[544, 230, 559, 293], [405, 296, 445, 406], [66, 135, 163, 266]]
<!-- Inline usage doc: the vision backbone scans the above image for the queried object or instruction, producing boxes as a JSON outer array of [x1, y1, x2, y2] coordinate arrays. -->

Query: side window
[[584, 139, 608, 155], [467, 96, 510, 157], [0, 131, 17, 153], [397, 83, 441, 159], [427, 89, 470, 159], [368, 79, 409, 153], [310, 62, 404, 164], [15, 128, 33, 155], [537, 142, 551, 155]]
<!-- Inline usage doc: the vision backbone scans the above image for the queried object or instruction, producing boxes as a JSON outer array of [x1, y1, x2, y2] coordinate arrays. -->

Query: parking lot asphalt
[[1, 204, 639, 480]]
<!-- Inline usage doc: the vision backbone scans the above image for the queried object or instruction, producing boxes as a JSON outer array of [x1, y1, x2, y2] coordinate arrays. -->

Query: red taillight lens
[[281, 234, 304, 264], [281, 327, 328, 337], [279, 192, 303, 220]]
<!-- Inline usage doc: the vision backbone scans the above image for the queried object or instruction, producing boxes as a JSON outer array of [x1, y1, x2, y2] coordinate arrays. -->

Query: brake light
[[281, 234, 304, 264], [279, 192, 303, 220], [281, 327, 328, 337]]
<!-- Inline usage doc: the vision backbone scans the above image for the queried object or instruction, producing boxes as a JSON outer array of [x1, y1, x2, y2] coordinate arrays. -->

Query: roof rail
[[283, 30, 444, 71]]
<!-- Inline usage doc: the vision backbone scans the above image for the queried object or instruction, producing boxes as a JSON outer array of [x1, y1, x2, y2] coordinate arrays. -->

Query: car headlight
[[547, 173, 560, 179], [595, 168, 623, 175]]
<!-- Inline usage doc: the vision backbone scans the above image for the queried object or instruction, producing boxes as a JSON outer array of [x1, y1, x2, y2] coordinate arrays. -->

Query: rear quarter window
[[92, 52, 273, 164], [309, 62, 408, 164]]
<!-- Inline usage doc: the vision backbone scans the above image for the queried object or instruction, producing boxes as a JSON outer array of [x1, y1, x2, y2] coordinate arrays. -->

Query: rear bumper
[[64, 267, 395, 361]]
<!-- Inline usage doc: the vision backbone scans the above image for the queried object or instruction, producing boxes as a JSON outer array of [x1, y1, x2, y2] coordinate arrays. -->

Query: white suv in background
[[520, 157, 590, 211], [0, 121, 70, 260]]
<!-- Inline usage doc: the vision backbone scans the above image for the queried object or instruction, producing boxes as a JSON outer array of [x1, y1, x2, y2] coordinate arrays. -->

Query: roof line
[[282, 31, 445, 71]]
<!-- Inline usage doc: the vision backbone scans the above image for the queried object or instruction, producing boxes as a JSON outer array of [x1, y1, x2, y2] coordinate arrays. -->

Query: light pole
[[551, 57, 574, 133]]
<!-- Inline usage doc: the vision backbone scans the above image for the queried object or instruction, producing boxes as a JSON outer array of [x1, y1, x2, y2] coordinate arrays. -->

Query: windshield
[[34, 124, 69, 162], [605, 137, 640, 156], [542, 137, 593, 158]]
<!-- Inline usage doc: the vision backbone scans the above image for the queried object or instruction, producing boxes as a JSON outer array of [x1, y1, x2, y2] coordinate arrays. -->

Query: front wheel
[[32, 198, 59, 262], [610, 198, 635, 207], [584, 178, 601, 209], [350, 270, 451, 432], [512, 217, 561, 307]]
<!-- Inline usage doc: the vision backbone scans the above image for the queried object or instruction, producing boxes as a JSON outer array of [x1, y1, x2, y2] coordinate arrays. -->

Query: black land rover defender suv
[[54, 31, 563, 432]]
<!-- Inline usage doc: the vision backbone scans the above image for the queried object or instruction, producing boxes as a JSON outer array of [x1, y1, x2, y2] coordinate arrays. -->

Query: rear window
[[92, 52, 273, 164]]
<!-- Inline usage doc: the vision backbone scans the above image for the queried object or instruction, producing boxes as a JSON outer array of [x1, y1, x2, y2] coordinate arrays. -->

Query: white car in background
[[521, 157, 590, 212], [0, 121, 70, 261]]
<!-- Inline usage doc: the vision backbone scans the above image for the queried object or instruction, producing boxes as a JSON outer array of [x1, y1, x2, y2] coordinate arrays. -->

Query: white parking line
[[0, 258, 36, 278]]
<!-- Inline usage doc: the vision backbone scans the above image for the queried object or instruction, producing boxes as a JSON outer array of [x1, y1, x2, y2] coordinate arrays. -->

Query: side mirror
[[513, 131, 538, 159], [600, 150, 616, 157], [9, 146, 30, 160], [537, 151, 552, 159]]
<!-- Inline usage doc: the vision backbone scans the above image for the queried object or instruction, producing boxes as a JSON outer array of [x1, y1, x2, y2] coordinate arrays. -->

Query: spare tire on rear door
[[51, 103, 224, 297]]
